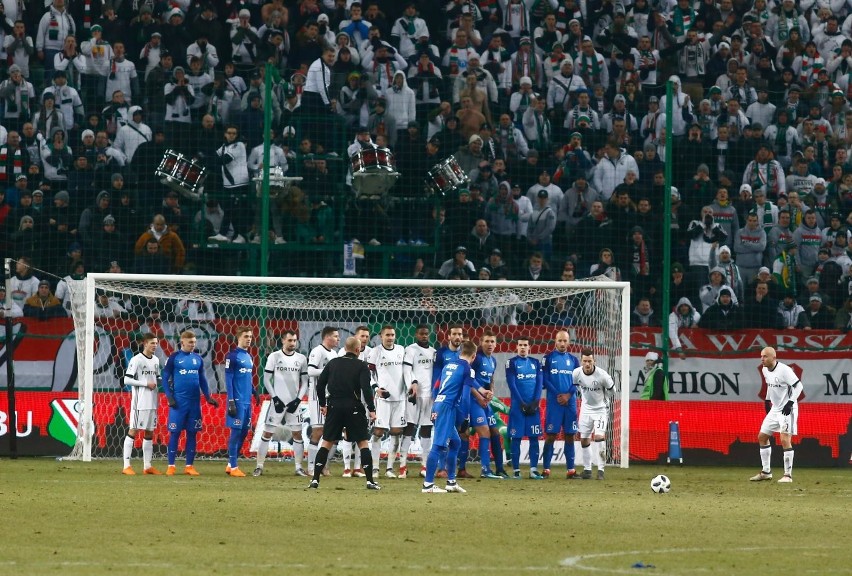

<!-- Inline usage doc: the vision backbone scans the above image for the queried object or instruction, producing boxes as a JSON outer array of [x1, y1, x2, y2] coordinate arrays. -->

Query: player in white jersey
[[254, 330, 308, 477], [751, 347, 804, 484], [338, 325, 372, 477], [368, 325, 407, 478], [122, 333, 162, 475], [401, 324, 436, 479], [307, 326, 340, 475], [573, 348, 615, 480]]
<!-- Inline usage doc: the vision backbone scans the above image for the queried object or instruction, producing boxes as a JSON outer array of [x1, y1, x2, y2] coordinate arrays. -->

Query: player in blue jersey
[[224, 326, 260, 477], [422, 341, 493, 493], [457, 331, 503, 479], [542, 330, 580, 478], [162, 330, 219, 476], [431, 324, 464, 478], [431, 323, 463, 391], [505, 336, 544, 479]]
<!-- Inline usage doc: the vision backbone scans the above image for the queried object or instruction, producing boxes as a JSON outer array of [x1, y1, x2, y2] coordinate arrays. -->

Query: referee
[[309, 337, 380, 490]]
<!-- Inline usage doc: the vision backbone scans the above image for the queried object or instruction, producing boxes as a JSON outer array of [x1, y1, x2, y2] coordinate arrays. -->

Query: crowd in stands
[[0, 0, 850, 333]]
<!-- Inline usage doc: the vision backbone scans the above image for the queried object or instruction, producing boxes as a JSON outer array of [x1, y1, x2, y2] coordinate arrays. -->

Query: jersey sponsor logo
[[378, 360, 403, 367], [238, 367, 252, 374], [550, 368, 572, 375], [178, 369, 199, 375], [416, 358, 432, 365], [515, 372, 537, 380], [276, 365, 303, 372]]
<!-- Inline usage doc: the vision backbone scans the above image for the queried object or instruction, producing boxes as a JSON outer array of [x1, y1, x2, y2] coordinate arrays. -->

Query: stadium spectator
[[631, 297, 660, 327], [133, 214, 186, 273], [699, 287, 744, 330], [803, 294, 835, 329], [668, 297, 701, 359], [23, 279, 67, 319], [438, 245, 476, 279]]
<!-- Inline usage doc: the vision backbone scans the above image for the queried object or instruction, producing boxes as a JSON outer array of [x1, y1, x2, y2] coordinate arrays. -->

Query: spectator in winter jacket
[[699, 287, 744, 330], [133, 213, 186, 273], [804, 294, 836, 329], [744, 281, 782, 329], [23, 280, 67, 319], [792, 210, 824, 284], [708, 187, 739, 246], [777, 292, 808, 330], [592, 139, 640, 202], [732, 212, 767, 282], [668, 297, 701, 359], [527, 189, 557, 262], [709, 244, 746, 302], [631, 297, 660, 327], [699, 267, 738, 313], [687, 205, 728, 292]]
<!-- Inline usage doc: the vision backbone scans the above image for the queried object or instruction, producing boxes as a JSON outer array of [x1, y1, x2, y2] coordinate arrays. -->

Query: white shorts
[[263, 402, 304, 434], [129, 408, 157, 431], [760, 405, 798, 436], [309, 398, 325, 427], [405, 395, 434, 428], [375, 399, 406, 430], [578, 411, 608, 438]]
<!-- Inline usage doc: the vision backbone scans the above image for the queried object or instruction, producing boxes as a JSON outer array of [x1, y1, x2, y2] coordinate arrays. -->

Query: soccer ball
[[650, 474, 671, 493]]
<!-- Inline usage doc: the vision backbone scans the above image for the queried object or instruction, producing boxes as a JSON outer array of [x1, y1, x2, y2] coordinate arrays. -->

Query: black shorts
[[322, 402, 370, 443]]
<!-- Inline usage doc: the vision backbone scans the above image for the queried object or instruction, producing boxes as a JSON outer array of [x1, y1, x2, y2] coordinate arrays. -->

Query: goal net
[[65, 275, 630, 468]]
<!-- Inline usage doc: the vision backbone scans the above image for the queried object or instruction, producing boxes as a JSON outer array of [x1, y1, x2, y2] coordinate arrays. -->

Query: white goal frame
[[73, 274, 631, 465]]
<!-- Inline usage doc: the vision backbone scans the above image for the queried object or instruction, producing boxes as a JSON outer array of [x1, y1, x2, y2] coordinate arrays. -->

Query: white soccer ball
[[650, 474, 671, 494]]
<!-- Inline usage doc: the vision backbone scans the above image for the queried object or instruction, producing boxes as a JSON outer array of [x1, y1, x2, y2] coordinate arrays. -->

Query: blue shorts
[[226, 401, 252, 430], [508, 406, 542, 439], [545, 399, 578, 435], [433, 401, 461, 449], [168, 404, 202, 432], [469, 400, 493, 428]]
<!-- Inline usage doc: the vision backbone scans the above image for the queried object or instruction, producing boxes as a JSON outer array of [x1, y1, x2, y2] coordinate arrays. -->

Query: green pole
[[661, 79, 674, 377], [258, 63, 273, 382]]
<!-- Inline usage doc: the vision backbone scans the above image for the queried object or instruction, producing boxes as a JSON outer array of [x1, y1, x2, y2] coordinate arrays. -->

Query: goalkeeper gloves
[[206, 396, 219, 408], [781, 400, 794, 416], [228, 399, 237, 417], [167, 397, 177, 408], [272, 396, 286, 413], [285, 398, 301, 413]]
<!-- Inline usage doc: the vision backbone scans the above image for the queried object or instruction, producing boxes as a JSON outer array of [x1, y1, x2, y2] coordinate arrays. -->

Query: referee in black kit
[[309, 337, 380, 490]]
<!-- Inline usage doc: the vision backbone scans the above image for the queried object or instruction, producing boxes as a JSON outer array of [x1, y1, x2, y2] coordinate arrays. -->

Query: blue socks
[[457, 438, 470, 472], [528, 438, 540, 470], [511, 438, 521, 471], [185, 431, 197, 466], [491, 432, 504, 472], [228, 428, 242, 468], [543, 441, 554, 470], [425, 446, 447, 484], [479, 436, 491, 473], [565, 438, 575, 470], [167, 431, 179, 465]]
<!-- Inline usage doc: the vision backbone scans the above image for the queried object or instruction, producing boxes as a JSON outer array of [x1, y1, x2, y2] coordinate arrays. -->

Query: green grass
[[2, 460, 850, 575]]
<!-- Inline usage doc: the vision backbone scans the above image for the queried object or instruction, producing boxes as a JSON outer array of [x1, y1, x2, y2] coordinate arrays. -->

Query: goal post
[[66, 275, 630, 467]]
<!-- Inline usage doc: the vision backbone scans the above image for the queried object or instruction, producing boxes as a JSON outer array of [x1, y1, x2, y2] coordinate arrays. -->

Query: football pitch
[[2, 460, 850, 576]]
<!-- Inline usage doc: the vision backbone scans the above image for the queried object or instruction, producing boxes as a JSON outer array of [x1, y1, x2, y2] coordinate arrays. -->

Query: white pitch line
[[560, 545, 844, 574]]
